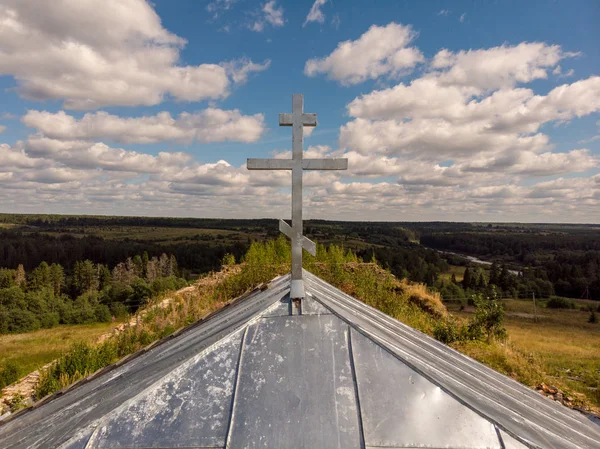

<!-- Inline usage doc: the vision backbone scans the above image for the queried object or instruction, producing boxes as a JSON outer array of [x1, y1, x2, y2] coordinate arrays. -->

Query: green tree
[[49, 264, 64, 296], [462, 267, 473, 289], [470, 291, 507, 343], [30, 262, 51, 290]]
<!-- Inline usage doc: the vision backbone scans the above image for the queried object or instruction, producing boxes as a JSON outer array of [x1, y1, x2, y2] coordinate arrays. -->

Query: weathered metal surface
[[303, 270, 600, 449], [261, 293, 331, 317], [227, 315, 361, 449], [0, 274, 290, 449], [350, 327, 500, 448], [279, 219, 316, 256], [93, 330, 243, 448], [500, 429, 532, 449], [247, 94, 348, 299], [3, 271, 600, 449]]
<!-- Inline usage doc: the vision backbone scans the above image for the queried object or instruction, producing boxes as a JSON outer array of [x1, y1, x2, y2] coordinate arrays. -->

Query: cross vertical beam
[[247, 94, 348, 300]]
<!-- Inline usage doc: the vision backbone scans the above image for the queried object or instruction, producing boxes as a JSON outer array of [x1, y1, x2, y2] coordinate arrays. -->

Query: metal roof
[[1, 271, 599, 449]]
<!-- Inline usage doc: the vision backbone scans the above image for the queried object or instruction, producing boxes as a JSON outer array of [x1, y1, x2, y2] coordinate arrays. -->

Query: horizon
[[2, 211, 600, 227], [1, 1, 599, 222]]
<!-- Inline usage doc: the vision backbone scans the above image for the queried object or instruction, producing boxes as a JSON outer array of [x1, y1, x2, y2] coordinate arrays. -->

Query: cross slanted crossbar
[[247, 94, 348, 299]]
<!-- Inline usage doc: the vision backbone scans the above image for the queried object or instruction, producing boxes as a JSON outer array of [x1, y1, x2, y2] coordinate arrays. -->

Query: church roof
[[1, 271, 599, 449]]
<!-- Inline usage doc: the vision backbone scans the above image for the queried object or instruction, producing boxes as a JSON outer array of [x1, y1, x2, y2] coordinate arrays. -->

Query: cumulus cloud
[[304, 0, 328, 26], [0, 0, 267, 109], [22, 109, 266, 144], [304, 23, 424, 85], [430, 42, 579, 90], [250, 1, 285, 32], [339, 40, 599, 184], [24, 137, 192, 173]]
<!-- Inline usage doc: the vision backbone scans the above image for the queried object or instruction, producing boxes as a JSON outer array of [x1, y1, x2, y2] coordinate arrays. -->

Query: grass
[[438, 265, 466, 283], [0, 322, 117, 388], [453, 298, 600, 412]]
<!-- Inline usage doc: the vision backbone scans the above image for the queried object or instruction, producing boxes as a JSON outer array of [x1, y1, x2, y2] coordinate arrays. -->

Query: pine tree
[[142, 251, 149, 278], [98, 265, 112, 290], [15, 264, 26, 289], [462, 267, 473, 289], [478, 272, 487, 289], [451, 273, 457, 284], [132, 255, 143, 277], [30, 261, 51, 290], [48, 264, 64, 296], [169, 254, 178, 277], [489, 262, 500, 286]]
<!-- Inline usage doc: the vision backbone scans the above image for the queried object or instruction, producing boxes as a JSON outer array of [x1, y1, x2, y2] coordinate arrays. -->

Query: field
[[19, 225, 258, 246], [453, 298, 600, 411], [0, 322, 118, 381]]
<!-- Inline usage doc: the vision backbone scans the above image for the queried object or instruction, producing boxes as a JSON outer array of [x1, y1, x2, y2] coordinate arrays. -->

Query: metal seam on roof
[[224, 326, 249, 449], [347, 324, 367, 449], [0, 277, 289, 448], [302, 277, 551, 448], [2, 271, 600, 449], [303, 271, 600, 449]]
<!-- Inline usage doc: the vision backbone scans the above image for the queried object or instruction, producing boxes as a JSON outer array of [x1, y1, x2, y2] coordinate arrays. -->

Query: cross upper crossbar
[[247, 159, 348, 171], [247, 94, 348, 300]]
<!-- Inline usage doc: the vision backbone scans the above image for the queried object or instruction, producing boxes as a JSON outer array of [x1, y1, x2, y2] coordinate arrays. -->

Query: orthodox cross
[[247, 94, 348, 300]]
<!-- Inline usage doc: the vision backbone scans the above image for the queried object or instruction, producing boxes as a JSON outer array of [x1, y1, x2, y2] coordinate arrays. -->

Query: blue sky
[[0, 0, 599, 221]]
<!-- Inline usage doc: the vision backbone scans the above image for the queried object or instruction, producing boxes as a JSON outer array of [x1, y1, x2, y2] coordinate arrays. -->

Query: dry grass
[[454, 299, 600, 413]]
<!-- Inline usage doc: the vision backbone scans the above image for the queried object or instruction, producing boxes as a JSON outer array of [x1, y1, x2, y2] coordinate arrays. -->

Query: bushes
[[546, 296, 576, 309], [433, 292, 506, 344], [0, 361, 20, 389]]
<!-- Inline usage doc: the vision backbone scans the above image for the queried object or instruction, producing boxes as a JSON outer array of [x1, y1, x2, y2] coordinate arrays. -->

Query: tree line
[[0, 231, 249, 275], [0, 253, 187, 334], [422, 232, 600, 300]]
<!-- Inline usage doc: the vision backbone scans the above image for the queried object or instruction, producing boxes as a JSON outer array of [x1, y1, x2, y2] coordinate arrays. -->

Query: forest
[[0, 214, 598, 331], [0, 252, 187, 334], [421, 231, 600, 300]]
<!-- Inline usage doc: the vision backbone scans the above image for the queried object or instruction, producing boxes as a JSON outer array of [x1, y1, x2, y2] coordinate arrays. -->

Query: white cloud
[[304, 0, 328, 26], [460, 13, 466, 23], [438, 10, 450, 16], [222, 58, 272, 85], [250, 1, 285, 32], [23, 108, 266, 144], [304, 23, 424, 85], [0, 125, 5, 134], [206, 0, 237, 18], [24, 137, 193, 173], [430, 42, 578, 90], [0, 0, 267, 109]]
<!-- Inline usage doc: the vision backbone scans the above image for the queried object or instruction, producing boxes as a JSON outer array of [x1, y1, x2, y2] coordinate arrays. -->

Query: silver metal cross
[[247, 94, 348, 299]]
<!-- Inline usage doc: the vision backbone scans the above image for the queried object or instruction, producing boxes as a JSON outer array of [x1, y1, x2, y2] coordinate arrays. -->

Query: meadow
[[0, 322, 118, 386], [452, 298, 600, 413]]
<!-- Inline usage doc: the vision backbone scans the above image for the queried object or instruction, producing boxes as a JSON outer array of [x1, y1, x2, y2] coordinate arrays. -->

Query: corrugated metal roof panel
[[1, 271, 599, 449]]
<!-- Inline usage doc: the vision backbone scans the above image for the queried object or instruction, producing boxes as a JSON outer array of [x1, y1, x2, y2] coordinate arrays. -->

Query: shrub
[[0, 361, 20, 389], [109, 302, 129, 319], [94, 304, 112, 322], [589, 310, 597, 324], [221, 253, 236, 267], [546, 296, 575, 309], [470, 291, 507, 343]]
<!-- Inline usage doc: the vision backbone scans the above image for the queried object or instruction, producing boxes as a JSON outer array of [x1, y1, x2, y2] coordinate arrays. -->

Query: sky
[[0, 0, 599, 223]]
